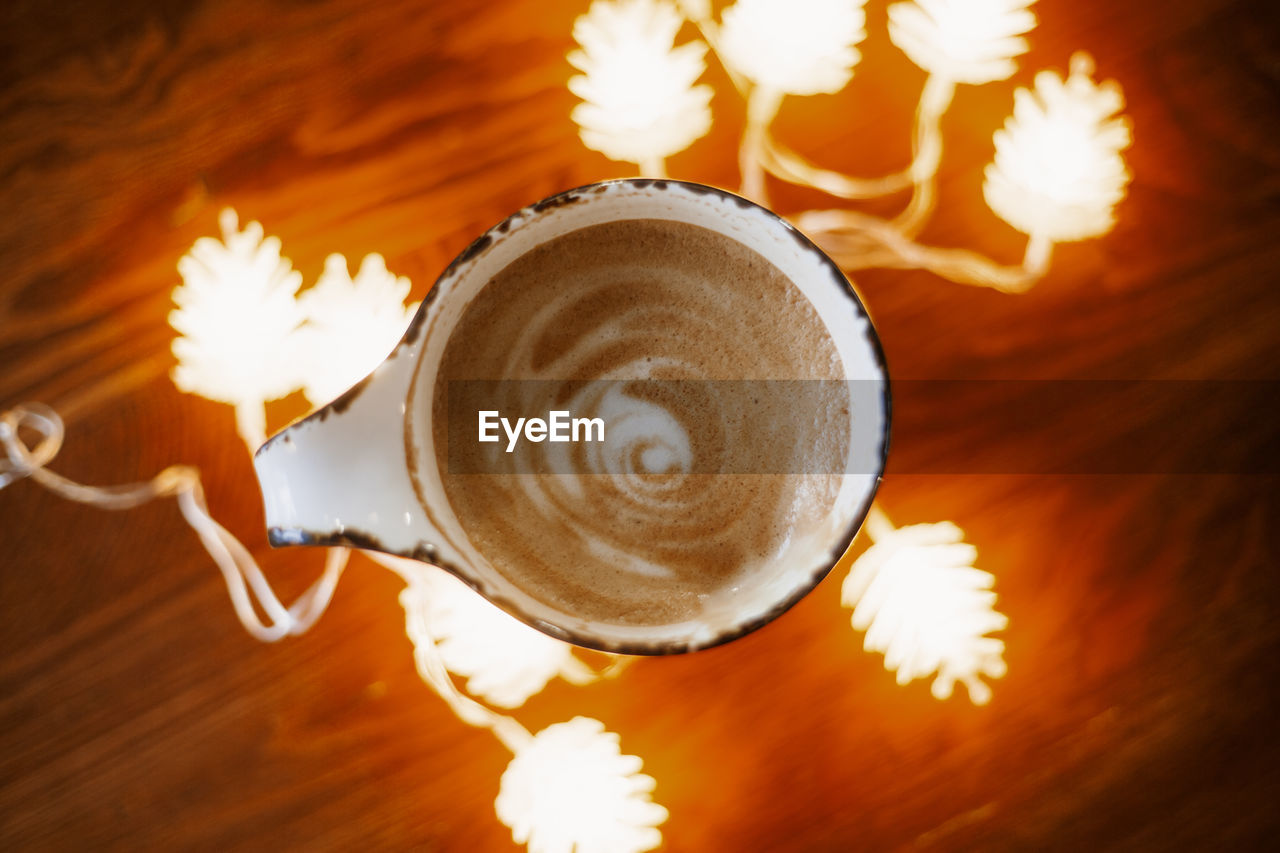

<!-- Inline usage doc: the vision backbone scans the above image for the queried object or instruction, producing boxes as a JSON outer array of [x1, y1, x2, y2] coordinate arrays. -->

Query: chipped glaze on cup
[[254, 179, 890, 654]]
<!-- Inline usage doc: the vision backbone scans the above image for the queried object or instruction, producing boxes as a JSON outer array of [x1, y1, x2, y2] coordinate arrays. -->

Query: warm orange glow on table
[[1, 0, 1278, 850]]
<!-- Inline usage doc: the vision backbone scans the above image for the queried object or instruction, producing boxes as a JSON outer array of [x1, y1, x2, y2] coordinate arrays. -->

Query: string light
[[717, 0, 868, 97], [0, 403, 348, 643], [167, 213, 659, 851], [16, 9, 1124, 823], [294, 253, 419, 406], [888, 0, 1037, 85], [7, 0, 1120, 822], [399, 565, 600, 709], [389, 554, 663, 850], [984, 52, 1133, 244], [171, 211, 423, 445], [2, 397, 665, 853], [5, 186, 1021, 851], [568, 0, 713, 176], [496, 717, 669, 853], [655, 0, 1130, 291], [171, 213, 622, 706], [0, 0, 1109, 839], [844, 507, 1008, 704], [169, 209, 305, 448], [712, 0, 869, 200]]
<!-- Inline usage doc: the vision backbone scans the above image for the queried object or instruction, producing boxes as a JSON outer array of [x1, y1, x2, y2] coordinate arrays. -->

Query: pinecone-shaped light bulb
[[984, 52, 1133, 243]]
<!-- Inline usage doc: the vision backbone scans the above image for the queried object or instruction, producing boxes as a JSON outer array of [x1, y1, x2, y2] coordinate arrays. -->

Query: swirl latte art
[[432, 219, 851, 627]]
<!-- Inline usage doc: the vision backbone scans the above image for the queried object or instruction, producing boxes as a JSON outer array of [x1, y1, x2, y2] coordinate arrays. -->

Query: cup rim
[[332, 178, 892, 655]]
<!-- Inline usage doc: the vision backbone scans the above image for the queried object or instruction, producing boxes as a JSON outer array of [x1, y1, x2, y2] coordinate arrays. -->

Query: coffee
[[432, 219, 850, 627]]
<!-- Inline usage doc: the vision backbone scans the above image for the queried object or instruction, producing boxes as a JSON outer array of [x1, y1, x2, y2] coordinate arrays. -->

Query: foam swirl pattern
[[433, 220, 850, 627]]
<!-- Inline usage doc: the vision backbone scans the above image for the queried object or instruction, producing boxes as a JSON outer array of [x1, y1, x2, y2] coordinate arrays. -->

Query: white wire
[[754, 73, 954, 205], [682, 10, 1046, 294], [0, 402, 595, 747], [0, 402, 347, 643], [793, 207, 1048, 292], [377, 553, 535, 753]]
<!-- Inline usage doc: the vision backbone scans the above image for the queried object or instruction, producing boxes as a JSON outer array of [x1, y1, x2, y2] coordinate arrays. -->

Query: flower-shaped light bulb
[[718, 0, 868, 96], [400, 569, 594, 709], [844, 520, 1008, 704], [170, 209, 305, 408], [294, 253, 418, 406], [889, 0, 1037, 85], [984, 52, 1133, 243], [569, 0, 712, 170], [497, 717, 668, 853]]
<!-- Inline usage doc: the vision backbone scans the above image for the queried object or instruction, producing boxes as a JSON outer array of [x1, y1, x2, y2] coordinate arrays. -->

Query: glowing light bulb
[[844, 518, 1008, 704], [568, 0, 713, 171], [400, 569, 595, 709], [984, 52, 1133, 243], [888, 0, 1037, 85], [294, 253, 419, 406], [718, 0, 868, 96], [169, 209, 305, 408], [496, 717, 668, 853]]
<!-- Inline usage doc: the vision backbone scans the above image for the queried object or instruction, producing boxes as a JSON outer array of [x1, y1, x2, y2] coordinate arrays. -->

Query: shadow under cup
[[404, 180, 890, 654]]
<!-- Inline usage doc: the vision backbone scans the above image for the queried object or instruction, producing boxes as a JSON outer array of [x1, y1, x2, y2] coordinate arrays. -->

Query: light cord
[[0, 402, 347, 643], [233, 402, 268, 455], [755, 72, 954, 207], [863, 502, 896, 542], [759, 134, 915, 199], [681, 4, 1047, 293], [374, 552, 536, 752], [793, 207, 1049, 292], [1, 400, 615, 751], [685, 4, 948, 207], [891, 73, 955, 236], [638, 155, 668, 178], [739, 85, 784, 203]]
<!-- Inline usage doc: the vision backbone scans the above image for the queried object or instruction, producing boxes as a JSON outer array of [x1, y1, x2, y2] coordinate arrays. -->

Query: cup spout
[[253, 346, 441, 563]]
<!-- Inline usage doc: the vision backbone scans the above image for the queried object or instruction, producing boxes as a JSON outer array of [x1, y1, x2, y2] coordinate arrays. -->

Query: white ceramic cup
[[254, 179, 890, 653]]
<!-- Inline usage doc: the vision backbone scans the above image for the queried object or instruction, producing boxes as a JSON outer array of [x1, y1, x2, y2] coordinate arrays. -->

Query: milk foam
[[432, 219, 849, 627]]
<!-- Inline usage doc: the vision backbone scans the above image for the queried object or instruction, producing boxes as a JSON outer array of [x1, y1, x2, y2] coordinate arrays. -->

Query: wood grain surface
[[3, 0, 1279, 849]]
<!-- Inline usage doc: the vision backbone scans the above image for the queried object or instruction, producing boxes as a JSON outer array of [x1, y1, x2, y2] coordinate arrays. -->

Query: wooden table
[[3, 0, 1278, 848]]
